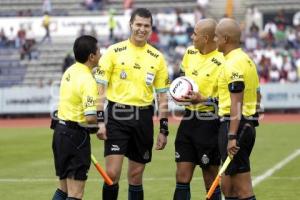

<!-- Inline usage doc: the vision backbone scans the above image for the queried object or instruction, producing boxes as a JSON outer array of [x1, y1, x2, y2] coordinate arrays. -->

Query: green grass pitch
[[0, 123, 300, 199]]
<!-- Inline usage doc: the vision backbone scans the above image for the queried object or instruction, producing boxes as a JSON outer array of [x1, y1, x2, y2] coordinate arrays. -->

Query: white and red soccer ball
[[169, 76, 199, 105]]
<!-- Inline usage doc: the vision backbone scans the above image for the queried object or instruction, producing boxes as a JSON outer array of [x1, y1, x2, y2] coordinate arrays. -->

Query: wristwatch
[[228, 134, 237, 140]]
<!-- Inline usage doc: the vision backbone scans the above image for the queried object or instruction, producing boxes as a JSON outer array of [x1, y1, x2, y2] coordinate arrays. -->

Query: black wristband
[[228, 134, 237, 140], [160, 118, 169, 136], [97, 111, 104, 123]]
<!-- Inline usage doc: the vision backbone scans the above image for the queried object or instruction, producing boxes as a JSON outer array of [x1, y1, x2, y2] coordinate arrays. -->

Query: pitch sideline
[[252, 148, 300, 187]]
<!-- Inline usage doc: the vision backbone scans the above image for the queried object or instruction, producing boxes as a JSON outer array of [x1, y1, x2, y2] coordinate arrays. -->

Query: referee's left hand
[[155, 133, 167, 150]]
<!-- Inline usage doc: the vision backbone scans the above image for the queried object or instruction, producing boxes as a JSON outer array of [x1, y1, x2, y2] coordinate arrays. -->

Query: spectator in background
[[62, 53, 75, 72], [149, 26, 159, 48], [245, 6, 262, 34], [7, 27, 16, 48], [90, 25, 98, 38], [108, 9, 117, 41], [269, 66, 280, 82], [293, 11, 300, 27], [16, 25, 26, 48], [287, 67, 298, 82], [274, 9, 288, 30], [78, 24, 87, 36], [40, 12, 51, 44], [42, 0, 52, 14], [0, 28, 7, 48], [263, 20, 277, 36], [123, 0, 134, 16]]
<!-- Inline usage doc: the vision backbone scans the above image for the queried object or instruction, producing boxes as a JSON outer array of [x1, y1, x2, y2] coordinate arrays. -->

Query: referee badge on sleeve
[[146, 72, 155, 86]]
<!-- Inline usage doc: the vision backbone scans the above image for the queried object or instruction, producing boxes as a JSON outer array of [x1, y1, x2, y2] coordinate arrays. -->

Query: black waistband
[[220, 115, 257, 122], [185, 109, 218, 117], [108, 100, 152, 110], [58, 120, 98, 133]]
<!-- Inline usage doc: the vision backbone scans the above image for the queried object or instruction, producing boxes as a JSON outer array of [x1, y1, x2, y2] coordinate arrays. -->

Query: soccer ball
[[169, 76, 199, 105]]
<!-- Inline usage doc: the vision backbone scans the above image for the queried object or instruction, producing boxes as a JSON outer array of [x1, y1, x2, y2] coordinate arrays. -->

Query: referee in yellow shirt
[[94, 8, 169, 200], [51, 35, 101, 200], [215, 18, 260, 200], [173, 19, 223, 200]]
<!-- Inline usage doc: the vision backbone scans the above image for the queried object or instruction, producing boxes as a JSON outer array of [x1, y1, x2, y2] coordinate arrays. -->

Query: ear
[[224, 35, 229, 43]]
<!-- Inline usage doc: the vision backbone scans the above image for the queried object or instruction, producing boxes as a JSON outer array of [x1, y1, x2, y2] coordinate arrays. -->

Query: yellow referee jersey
[[58, 62, 98, 123], [181, 47, 224, 112], [95, 39, 169, 106], [218, 48, 259, 117]]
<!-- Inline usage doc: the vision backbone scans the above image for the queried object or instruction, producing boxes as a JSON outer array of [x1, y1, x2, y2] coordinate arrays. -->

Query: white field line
[[252, 149, 300, 187], [1, 176, 300, 183]]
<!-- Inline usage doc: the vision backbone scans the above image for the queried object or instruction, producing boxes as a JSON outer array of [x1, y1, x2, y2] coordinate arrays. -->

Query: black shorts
[[104, 101, 154, 164], [175, 110, 220, 168], [218, 119, 256, 175], [52, 123, 91, 180]]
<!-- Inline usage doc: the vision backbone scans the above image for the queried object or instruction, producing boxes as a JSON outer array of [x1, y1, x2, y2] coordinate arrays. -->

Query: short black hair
[[130, 8, 153, 26], [73, 35, 98, 63]]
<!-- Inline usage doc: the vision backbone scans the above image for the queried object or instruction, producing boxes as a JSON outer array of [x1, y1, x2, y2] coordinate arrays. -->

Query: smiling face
[[129, 15, 152, 46]]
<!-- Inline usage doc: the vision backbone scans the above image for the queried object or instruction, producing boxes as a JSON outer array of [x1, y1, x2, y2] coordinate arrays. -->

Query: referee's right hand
[[96, 122, 107, 140]]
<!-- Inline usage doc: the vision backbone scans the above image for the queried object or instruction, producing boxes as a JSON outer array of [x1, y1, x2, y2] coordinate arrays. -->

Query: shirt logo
[[85, 96, 95, 108], [95, 68, 105, 76], [187, 50, 197, 54], [231, 72, 243, 80], [147, 49, 159, 58], [192, 70, 198, 76], [114, 46, 127, 53], [65, 74, 70, 81], [133, 63, 141, 69], [111, 144, 120, 151], [143, 151, 150, 160], [211, 58, 221, 66]]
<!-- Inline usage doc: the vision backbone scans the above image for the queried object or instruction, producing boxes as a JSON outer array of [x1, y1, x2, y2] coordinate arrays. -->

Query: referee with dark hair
[[51, 35, 101, 200], [95, 8, 169, 200], [214, 18, 261, 200]]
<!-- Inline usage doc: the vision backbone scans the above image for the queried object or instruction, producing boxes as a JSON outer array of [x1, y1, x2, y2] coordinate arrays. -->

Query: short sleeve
[[153, 56, 169, 93], [81, 76, 98, 116], [94, 47, 114, 86]]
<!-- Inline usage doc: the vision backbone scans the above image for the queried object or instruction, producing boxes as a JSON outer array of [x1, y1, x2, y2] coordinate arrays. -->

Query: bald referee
[[94, 8, 169, 200], [51, 35, 101, 200], [173, 18, 223, 200], [215, 18, 260, 200]]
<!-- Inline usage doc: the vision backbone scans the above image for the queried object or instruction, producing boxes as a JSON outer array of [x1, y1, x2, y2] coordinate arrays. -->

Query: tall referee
[[51, 35, 101, 200], [95, 8, 169, 200], [215, 18, 261, 200]]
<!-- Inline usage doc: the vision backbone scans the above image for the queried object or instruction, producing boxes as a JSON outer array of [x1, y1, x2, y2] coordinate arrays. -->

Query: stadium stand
[[0, 0, 300, 88]]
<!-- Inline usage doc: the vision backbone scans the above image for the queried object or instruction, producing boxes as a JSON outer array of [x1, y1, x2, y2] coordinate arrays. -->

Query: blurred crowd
[[1, 0, 300, 85]]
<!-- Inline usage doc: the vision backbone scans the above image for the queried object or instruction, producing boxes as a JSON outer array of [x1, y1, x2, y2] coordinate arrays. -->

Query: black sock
[[173, 182, 191, 200], [239, 196, 256, 200], [102, 183, 119, 200], [208, 185, 221, 200], [128, 184, 143, 200], [225, 197, 238, 200], [52, 188, 67, 200], [66, 198, 81, 200]]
